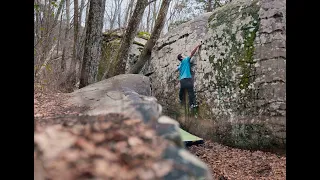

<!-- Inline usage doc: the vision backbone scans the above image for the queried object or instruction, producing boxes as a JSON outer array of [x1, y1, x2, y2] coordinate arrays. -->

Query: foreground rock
[[144, 0, 286, 151], [35, 74, 212, 180], [35, 114, 212, 180]]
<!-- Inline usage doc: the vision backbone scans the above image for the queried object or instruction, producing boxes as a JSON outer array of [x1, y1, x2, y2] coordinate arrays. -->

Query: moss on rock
[[137, 31, 150, 40], [99, 30, 148, 80], [98, 39, 121, 80], [206, 0, 260, 120], [218, 123, 279, 150], [133, 41, 145, 47]]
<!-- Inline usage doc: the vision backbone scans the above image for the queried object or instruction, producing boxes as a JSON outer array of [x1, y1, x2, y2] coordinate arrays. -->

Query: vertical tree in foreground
[[129, 0, 171, 74], [107, 0, 151, 78], [79, 0, 106, 88], [64, 0, 79, 89]]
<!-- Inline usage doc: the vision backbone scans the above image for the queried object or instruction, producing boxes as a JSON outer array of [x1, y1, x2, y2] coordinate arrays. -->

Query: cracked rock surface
[[143, 0, 286, 150]]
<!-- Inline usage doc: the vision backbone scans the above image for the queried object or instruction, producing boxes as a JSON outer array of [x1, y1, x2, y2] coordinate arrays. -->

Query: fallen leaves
[[34, 125, 77, 160], [34, 113, 170, 180], [128, 136, 143, 146], [188, 141, 286, 180], [34, 90, 88, 119], [35, 90, 286, 180]]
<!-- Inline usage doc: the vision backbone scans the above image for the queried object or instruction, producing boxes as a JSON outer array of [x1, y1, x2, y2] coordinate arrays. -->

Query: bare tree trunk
[[36, 42, 58, 78], [41, 0, 48, 39], [109, 1, 116, 30], [53, 0, 66, 26], [34, 0, 65, 51], [41, 0, 51, 64], [77, 0, 86, 71], [107, 0, 149, 78], [34, 3, 39, 43], [150, 0, 157, 32], [118, 4, 121, 29], [65, 0, 79, 88], [77, 0, 90, 84], [85, 0, 90, 23], [146, 3, 151, 32], [129, 0, 135, 18], [61, 0, 70, 72], [79, 0, 106, 88], [57, 4, 64, 56], [130, 0, 171, 74], [79, 0, 85, 26], [34, 2, 40, 64], [123, 0, 133, 27], [139, 20, 144, 31], [207, 0, 212, 12]]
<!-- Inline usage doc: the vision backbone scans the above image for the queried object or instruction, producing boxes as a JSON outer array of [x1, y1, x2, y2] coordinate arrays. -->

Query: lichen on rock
[[147, 0, 286, 151], [98, 30, 148, 80]]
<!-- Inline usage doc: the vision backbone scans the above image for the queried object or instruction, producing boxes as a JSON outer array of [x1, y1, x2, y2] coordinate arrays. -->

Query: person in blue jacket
[[176, 43, 202, 109]]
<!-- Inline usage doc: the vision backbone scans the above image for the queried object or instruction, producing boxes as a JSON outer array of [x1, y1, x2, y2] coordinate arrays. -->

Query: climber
[[175, 43, 202, 109]]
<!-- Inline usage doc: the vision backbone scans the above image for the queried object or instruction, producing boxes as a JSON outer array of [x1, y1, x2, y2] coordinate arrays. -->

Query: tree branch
[[147, 0, 157, 6], [35, 42, 58, 78]]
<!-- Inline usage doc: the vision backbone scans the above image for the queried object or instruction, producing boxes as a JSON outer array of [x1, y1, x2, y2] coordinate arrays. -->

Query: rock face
[[145, 0, 286, 150], [98, 30, 149, 80], [65, 74, 213, 179]]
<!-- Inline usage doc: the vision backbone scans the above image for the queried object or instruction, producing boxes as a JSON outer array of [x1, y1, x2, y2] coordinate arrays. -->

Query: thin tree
[[107, 0, 156, 78], [123, 0, 134, 27], [109, 1, 116, 30], [146, 4, 151, 32], [150, 0, 160, 32], [56, 5, 64, 56], [117, 0, 122, 29], [79, 0, 106, 88], [65, 0, 79, 88], [79, 0, 85, 26], [207, 0, 212, 12], [129, 0, 171, 74], [61, 0, 70, 72]]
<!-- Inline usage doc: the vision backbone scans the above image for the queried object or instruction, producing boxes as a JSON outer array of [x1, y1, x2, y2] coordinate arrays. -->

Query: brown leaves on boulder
[[34, 114, 171, 180]]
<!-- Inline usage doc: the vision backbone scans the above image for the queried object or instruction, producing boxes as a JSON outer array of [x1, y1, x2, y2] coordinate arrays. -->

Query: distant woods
[[34, 0, 230, 92]]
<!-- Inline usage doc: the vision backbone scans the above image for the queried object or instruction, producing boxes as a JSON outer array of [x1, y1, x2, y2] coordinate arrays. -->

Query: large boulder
[[144, 0, 286, 151], [59, 74, 213, 179]]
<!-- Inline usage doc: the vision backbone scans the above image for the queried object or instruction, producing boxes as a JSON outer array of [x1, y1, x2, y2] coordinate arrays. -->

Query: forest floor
[[34, 89, 286, 180], [187, 142, 286, 180]]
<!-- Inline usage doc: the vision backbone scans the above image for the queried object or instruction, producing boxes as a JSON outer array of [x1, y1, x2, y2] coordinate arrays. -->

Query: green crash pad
[[179, 128, 204, 146]]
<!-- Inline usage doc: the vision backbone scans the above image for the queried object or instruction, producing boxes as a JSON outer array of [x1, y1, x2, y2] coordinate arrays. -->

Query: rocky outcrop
[[98, 31, 149, 80], [63, 74, 212, 179], [145, 0, 286, 150]]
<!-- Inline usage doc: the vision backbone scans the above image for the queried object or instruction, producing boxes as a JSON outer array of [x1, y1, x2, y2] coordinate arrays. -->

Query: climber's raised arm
[[190, 43, 202, 58]]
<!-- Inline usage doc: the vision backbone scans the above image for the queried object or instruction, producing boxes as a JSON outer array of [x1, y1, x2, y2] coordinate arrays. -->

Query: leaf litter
[[34, 90, 286, 180]]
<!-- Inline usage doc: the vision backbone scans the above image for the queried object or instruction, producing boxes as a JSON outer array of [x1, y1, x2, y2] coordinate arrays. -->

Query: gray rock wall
[[145, 0, 286, 150]]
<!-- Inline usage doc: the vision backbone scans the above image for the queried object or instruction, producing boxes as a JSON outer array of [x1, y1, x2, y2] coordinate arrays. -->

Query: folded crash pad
[[179, 128, 204, 146]]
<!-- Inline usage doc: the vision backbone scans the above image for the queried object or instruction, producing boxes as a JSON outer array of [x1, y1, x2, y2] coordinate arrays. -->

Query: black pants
[[179, 78, 195, 106]]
